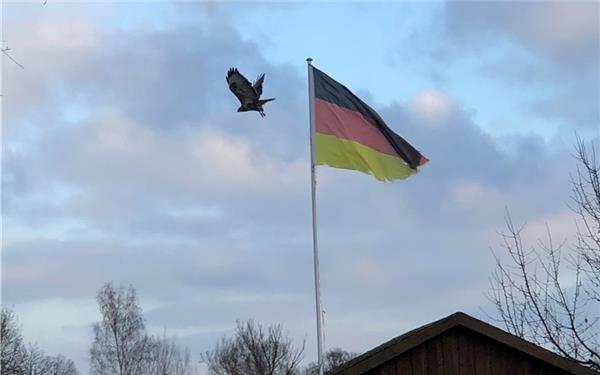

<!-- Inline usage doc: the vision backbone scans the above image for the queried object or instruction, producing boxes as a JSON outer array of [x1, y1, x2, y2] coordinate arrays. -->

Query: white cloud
[[520, 209, 578, 247], [450, 180, 486, 204], [445, 1, 599, 63], [188, 127, 307, 193], [37, 17, 97, 50], [443, 1, 599, 128], [3, 2, 598, 373], [408, 89, 453, 124], [346, 256, 391, 287]]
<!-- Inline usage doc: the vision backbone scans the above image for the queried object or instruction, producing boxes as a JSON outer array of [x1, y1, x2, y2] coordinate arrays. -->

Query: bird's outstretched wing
[[253, 74, 265, 97], [226, 68, 258, 106]]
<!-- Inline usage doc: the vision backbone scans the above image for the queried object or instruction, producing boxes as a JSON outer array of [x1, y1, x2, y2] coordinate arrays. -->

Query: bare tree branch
[[488, 139, 600, 370], [201, 320, 304, 375], [1, 308, 80, 375], [2, 46, 24, 70]]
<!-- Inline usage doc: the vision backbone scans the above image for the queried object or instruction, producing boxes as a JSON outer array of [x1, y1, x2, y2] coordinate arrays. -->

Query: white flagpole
[[307, 57, 324, 375]]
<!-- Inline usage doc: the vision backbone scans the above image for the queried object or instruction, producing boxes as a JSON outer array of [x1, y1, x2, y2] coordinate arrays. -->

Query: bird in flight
[[226, 68, 275, 117]]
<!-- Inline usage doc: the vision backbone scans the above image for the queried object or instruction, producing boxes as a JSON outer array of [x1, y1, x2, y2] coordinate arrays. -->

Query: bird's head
[[237, 106, 248, 112]]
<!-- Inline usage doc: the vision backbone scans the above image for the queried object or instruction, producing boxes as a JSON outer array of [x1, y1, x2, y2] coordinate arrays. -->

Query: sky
[[2, 0, 599, 373]]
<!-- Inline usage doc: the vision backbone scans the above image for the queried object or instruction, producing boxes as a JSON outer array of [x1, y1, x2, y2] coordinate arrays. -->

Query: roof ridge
[[331, 311, 599, 375]]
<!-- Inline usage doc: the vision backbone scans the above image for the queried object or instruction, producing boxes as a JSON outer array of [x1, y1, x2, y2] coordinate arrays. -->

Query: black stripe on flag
[[312, 67, 424, 169]]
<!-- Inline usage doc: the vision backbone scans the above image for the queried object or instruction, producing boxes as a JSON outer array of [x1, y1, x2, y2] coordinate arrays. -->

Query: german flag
[[311, 67, 428, 181]]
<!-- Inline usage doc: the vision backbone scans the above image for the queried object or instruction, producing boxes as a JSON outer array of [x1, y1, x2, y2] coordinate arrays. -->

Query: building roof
[[331, 312, 598, 375]]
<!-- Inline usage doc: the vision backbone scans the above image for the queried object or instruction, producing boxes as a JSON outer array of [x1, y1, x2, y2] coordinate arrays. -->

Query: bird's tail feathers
[[259, 98, 275, 105]]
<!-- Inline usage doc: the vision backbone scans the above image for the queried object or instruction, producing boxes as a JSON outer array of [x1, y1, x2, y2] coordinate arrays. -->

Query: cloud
[[2, 5, 308, 242], [3, 2, 598, 372], [443, 1, 599, 128], [408, 89, 454, 124], [450, 180, 485, 204], [445, 2, 598, 66]]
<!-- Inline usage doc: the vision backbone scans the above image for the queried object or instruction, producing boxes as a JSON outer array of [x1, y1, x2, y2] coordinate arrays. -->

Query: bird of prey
[[226, 68, 275, 117]]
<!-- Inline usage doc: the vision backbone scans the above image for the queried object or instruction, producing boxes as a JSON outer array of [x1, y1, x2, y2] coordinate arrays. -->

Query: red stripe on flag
[[315, 98, 398, 157]]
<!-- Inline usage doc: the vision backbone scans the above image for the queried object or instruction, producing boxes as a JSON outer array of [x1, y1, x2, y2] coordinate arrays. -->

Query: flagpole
[[307, 57, 324, 375]]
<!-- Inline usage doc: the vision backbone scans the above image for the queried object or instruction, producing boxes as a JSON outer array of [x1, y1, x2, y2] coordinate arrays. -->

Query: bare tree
[[1, 308, 27, 375], [1, 308, 80, 375], [24, 345, 47, 375], [489, 139, 600, 370], [201, 320, 304, 375], [144, 332, 195, 375], [1, 47, 24, 69], [90, 283, 151, 375], [42, 355, 80, 375], [22, 344, 81, 375], [571, 139, 600, 310], [303, 348, 357, 375]]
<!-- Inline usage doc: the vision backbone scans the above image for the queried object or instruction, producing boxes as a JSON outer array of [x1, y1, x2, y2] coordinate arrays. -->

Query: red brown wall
[[364, 327, 573, 375]]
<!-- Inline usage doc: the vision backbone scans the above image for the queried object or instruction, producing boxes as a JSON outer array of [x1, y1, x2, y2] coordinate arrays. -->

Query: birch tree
[[90, 283, 150, 375]]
